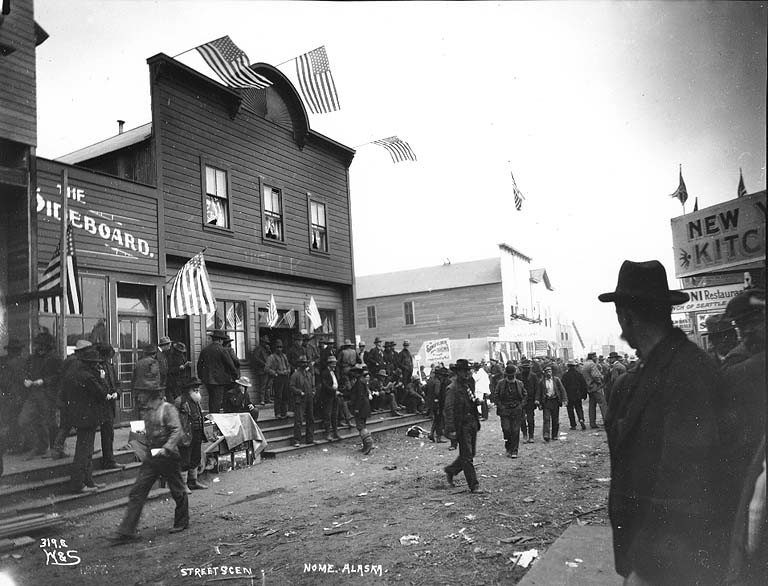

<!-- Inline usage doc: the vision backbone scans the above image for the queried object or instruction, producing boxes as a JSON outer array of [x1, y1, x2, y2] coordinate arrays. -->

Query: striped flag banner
[[39, 225, 82, 315], [510, 171, 525, 211], [373, 136, 417, 163], [305, 296, 322, 330], [295, 46, 340, 114], [266, 294, 279, 327], [196, 36, 272, 89], [169, 253, 217, 318]]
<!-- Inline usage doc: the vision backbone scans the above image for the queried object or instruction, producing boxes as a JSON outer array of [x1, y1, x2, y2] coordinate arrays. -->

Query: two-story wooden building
[[28, 52, 356, 417], [0, 0, 47, 350]]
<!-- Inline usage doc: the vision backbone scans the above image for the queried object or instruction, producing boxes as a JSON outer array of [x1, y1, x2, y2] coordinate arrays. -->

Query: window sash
[[206, 300, 247, 360], [404, 301, 415, 325], [367, 306, 377, 328], [205, 166, 228, 199]]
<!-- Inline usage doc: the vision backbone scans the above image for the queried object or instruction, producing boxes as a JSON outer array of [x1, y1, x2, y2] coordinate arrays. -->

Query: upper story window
[[205, 165, 229, 228], [404, 301, 415, 326], [263, 185, 283, 241], [309, 200, 328, 252], [366, 306, 377, 328]]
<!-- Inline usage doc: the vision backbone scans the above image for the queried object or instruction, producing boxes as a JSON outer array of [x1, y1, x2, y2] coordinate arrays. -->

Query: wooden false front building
[[34, 52, 356, 417]]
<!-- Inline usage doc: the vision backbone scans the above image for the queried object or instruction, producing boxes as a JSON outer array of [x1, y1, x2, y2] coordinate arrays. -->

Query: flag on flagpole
[[196, 36, 272, 89], [169, 253, 217, 318], [305, 296, 322, 330], [737, 168, 747, 198], [373, 136, 417, 163], [510, 172, 526, 211], [38, 225, 82, 314], [266, 294, 279, 327], [284, 308, 296, 329], [295, 46, 340, 114], [693, 197, 699, 212], [669, 165, 688, 206]]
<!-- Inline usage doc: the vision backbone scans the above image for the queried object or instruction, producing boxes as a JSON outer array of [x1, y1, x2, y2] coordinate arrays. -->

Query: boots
[[361, 429, 375, 455], [180, 471, 192, 494], [187, 468, 208, 490]]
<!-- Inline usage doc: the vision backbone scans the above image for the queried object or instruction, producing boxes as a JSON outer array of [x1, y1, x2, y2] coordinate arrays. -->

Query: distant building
[[355, 243, 574, 365]]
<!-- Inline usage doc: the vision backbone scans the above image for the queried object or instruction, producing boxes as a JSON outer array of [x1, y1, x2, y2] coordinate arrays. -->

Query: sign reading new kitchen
[[671, 191, 766, 278]]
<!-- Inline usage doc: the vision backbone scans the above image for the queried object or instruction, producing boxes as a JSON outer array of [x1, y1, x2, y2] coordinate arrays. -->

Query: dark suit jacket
[[196, 341, 237, 386], [606, 328, 731, 584], [443, 378, 479, 437]]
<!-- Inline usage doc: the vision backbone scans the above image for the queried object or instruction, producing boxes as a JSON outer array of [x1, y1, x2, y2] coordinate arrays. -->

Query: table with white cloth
[[203, 413, 268, 469]]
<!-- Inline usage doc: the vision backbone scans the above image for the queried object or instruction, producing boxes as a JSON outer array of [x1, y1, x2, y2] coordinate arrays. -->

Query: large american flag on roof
[[196, 36, 272, 89]]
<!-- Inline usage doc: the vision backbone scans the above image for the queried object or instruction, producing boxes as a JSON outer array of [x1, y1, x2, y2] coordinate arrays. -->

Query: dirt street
[[5, 412, 611, 586]]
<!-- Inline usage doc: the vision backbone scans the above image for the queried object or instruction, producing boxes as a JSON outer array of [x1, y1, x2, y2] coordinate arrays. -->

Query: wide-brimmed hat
[[342, 339, 353, 348], [209, 329, 229, 340], [505, 364, 517, 376], [296, 355, 310, 365], [725, 288, 765, 322], [374, 336, 382, 344], [598, 260, 688, 306], [349, 365, 364, 376], [4, 338, 23, 350], [158, 336, 171, 346], [235, 376, 252, 387], [519, 358, 531, 367], [181, 377, 202, 389], [705, 314, 735, 335], [567, 359, 578, 367], [78, 347, 102, 363], [608, 351, 621, 360], [450, 358, 472, 372], [172, 341, 187, 353], [74, 339, 93, 352], [402, 340, 410, 347]]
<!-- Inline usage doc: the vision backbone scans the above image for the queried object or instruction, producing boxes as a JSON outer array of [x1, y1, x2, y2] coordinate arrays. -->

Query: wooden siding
[[0, 0, 36, 146], [152, 62, 354, 286], [76, 139, 155, 185], [355, 282, 504, 350], [172, 260, 353, 370], [35, 159, 161, 276]]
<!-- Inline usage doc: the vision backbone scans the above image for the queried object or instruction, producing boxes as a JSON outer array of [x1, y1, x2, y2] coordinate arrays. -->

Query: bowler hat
[[450, 358, 472, 372], [598, 260, 688, 305], [158, 336, 171, 346], [181, 377, 202, 389], [235, 376, 252, 387], [209, 329, 229, 340], [725, 288, 765, 322], [78, 347, 102, 363], [705, 314, 735, 335]]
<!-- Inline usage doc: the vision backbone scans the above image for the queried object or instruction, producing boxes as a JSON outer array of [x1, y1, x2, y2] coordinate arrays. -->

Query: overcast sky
[[34, 1, 767, 349]]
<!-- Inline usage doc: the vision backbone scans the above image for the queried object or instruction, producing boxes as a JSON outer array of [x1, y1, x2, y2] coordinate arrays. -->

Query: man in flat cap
[[600, 260, 731, 585]]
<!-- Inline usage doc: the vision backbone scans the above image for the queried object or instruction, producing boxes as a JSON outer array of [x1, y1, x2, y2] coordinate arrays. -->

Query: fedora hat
[[450, 358, 472, 372], [505, 364, 517, 376], [342, 339, 353, 348], [209, 329, 229, 340], [158, 336, 171, 346], [172, 341, 187, 353], [598, 260, 688, 306], [235, 376, 252, 387], [374, 336, 382, 344], [78, 346, 102, 363], [608, 351, 621, 360], [349, 365, 364, 376]]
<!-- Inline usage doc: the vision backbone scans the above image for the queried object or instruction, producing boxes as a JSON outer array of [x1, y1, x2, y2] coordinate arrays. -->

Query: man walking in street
[[443, 359, 482, 492], [581, 352, 606, 428], [561, 360, 587, 430], [517, 359, 538, 443], [535, 365, 566, 442], [491, 364, 526, 458], [600, 259, 731, 585], [197, 329, 238, 414]]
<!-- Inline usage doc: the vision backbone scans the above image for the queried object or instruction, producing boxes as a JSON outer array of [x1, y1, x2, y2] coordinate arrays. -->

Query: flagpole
[[58, 170, 69, 358], [171, 46, 199, 59], [275, 56, 297, 68]]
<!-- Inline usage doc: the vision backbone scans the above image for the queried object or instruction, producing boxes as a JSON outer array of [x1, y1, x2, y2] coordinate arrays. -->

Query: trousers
[[444, 427, 478, 490], [272, 375, 290, 417], [542, 398, 560, 440], [566, 399, 585, 428], [588, 389, 607, 427], [293, 395, 315, 443], [499, 407, 522, 454], [520, 405, 535, 439], [69, 427, 96, 490]]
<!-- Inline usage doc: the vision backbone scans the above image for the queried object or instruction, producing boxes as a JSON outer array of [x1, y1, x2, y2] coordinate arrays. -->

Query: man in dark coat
[[561, 360, 587, 430], [364, 337, 384, 375], [319, 355, 341, 442], [348, 365, 374, 454], [0, 338, 26, 455], [265, 339, 291, 419], [196, 329, 238, 414], [600, 260, 731, 585], [517, 359, 538, 443], [156, 335, 172, 387], [605, 351, 626, 405], [165, 341, 192, 403], [491, 364, 526, 458], [64, 346, 110, 493], [443, 359, 482, 492], [249, 336, 271, 405], [97, 342, 121, 469], [397, 340, 414, 384], [426, 367, 447, 443], [174, 377, 208, 492], [535, 365, 566, 441], [290, 357, 316, 446]]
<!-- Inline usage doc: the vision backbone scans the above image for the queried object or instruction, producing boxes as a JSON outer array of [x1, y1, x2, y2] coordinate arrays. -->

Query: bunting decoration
[[38, 224, 82, 315], [373, 136, 417, 163], [266, 294, 279, 327], [196, 36, 272, 89], [305, 296, 322, 330], [295, 46, 340, 114], [169, 252, 216, 318], [737, 168, 747, 198], [669, 164, 688, 207]]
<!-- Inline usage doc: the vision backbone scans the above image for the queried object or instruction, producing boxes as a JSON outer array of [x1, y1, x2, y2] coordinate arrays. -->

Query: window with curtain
[[309, 200, 327, 251], [206, 299, 246, 360], [205, 165, 229, 228], [263, 185, 283, 241]]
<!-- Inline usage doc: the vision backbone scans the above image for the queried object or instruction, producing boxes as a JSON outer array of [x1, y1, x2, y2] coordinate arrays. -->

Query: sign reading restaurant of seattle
[[36, 182, 155, 260], [670, 191, 766, 278]]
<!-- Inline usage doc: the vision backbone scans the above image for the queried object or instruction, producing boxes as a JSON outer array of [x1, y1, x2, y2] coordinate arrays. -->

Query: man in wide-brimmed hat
[[347, 365, 375, 454], [111, 367, 189, 543], [364, 336, 385, 374], [196, 329, 238, 414], [174, 377, 208, 492], [319, 355, 342, 441], [599, 260, 731, 584], [443, 359, 482, 492]]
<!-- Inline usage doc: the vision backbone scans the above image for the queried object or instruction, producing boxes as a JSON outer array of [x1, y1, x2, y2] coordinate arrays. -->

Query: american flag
[[511, 172, 525, 211], [669, 165, 688, 206], [305, 296, 322, 330], [169, 253, 217, 318], [39, 224, 82, 315], [196, 36, 272, 89], [373, 136, 417, 163], [266, 294, 279, 327], [295, 46, 340, 114], [283, 309, 296, 329], [737, 168, 747, 198]]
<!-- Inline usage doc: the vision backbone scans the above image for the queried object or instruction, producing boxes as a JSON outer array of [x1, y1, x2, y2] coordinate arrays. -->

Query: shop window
[[38, 274, 108, 349], [204, 165, 229, 228], [309, 200, 328, 252], [404, 301, 415, 326], [206, 299, 247, 360], [366, 306, 377, 329], [263, 185, 283, 241]]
